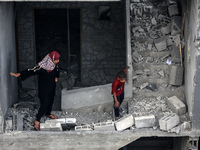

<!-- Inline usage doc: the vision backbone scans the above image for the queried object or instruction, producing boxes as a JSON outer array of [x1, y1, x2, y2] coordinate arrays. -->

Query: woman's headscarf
[[38, 51, 60, 72]]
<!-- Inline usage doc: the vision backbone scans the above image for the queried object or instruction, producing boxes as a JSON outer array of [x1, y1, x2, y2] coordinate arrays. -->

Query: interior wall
[[16, 1, 126, 88], [0, 2, 18, 132]]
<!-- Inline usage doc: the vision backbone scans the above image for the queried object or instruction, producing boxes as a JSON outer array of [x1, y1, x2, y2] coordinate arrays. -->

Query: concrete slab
[[62, 84, 113, 110], [115, 114, 134, 131], [167, 96, 186, 115], [159, 113, 180, 131], [135, 115, 156, 128]]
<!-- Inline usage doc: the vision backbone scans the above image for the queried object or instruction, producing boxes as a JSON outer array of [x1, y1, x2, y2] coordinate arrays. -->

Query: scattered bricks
[[45, 118, 66, 124], [75, 124, 93, 131], [159, 113, 180, 131], [168, 5, 179, 17], [40, 123, 51, 131], [50, 123, 63, 131], [161, 23, 171, 35], [167, 96, 186, 115], [154, 37, 167, 51], [93, 121, 115, 131], [171, 16, 182, 36], [114, 114, 134, 131], [169, 65, 183, 86], [135, 115, 156, 128]]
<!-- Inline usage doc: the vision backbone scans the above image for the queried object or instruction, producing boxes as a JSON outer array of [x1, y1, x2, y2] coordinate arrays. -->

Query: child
[[111, 66, 129, 120]]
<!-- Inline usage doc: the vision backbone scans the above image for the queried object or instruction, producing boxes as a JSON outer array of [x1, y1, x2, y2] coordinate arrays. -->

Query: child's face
[[118, 77, 126, 83]]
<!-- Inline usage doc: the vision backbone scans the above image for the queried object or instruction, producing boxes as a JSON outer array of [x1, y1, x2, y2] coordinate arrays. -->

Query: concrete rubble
[[3, 0, 190, 135]]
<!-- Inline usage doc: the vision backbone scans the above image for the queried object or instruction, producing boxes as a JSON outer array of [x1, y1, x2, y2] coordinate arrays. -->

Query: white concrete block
[[159, 113, 180, 131], [40, 123, 51, 131], [75, 124, 93, 131], [45, 118, 66, 124], [65, 118, 77, 125], [50, 123, 63, 131], [93, 121, 115, 131], [167, 96, 186, 115], [135, 115, 155, 128], [114, 114, 134, 131]]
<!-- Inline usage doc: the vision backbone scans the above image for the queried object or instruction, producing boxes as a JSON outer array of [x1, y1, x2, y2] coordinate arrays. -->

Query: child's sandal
[[34, 120, 40, 131]]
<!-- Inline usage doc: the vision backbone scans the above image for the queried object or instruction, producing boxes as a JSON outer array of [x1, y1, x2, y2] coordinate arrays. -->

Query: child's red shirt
[[111, 71, 126, 96]]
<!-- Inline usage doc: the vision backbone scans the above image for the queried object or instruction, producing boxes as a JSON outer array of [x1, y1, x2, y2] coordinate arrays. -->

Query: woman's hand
[[10, 72, 20, 77], [55, 77, 58, 82]]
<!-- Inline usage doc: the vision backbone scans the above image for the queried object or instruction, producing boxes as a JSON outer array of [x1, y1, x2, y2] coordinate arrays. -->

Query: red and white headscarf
[[38, 51, 60, 72]]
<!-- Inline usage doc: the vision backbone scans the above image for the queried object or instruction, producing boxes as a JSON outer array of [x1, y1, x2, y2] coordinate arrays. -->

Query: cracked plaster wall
[[16, 1, 126, 88]]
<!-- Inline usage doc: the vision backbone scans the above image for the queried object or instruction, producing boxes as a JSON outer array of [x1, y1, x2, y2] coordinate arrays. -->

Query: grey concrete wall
[[0, 2, 18, 132], [184, 0, 200, 131], [16, 1, 126, 88]]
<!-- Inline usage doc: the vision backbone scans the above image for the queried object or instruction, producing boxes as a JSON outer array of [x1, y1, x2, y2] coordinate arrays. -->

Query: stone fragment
[[158, 70, 165, 77], [135, 115, 156, 128], [5, 120, 13, 130], [159, 113, 180, 131], [169, 65, 183, 86], [17, 115, 23, 131], [171, 16, 182, 36], [132, 26, 141, 33], [40, 123, 51, 131], [146, 57, 153, 63], [167, 0, 177, 5], [151, 18, 157, 25], [135, 70, 144, 75], [93, 121, 115, 131], [140, 82, 149, 89], [171, 44, 180, 63], [161, 23, 171, 35], [115, 114, 134, 131], [167, 96, 186, 115], [27, 90, 36, 97], [168, 5, 179, 16], [75, 124, 93, 131], [180, 122, 191, 131], [147, 43, 152, 50], [154, 37, 167, 51], [146, 84, 157, 91]]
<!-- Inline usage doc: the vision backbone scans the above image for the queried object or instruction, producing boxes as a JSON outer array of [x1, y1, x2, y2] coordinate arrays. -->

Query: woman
[[10, 51, 60, 130]]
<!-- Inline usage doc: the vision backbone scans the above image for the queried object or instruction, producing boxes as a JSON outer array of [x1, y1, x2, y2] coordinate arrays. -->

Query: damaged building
[[0, 0, 200, 149]]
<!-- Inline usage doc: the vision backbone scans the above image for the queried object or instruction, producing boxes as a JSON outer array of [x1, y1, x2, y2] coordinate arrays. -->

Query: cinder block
[[114, 114, 134, 131], [40, 123, 51, 131], [135, 115, 156, 128], [169, 65, 183, 86], [93, 121, 115, 131], [171, 16, 182, 36], [159, 113, 180, 131], [45, 118, 66, 124], [171, 44, 180, 63], [75, 124, 93, 131], [65, 118, 76, 125], [154, 37, 167, 51], [168, 5, 179, 16], [50, 123, 63, 131], [167, 96, 186, 115]]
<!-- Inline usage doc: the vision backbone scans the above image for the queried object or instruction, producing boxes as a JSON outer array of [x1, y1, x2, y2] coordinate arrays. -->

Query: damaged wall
[[0, 2, 18, 132], [16, 1, 126, 88]]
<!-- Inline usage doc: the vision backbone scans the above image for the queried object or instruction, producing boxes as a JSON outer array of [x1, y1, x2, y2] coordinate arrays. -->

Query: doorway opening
[[34, 8, 81, 82]]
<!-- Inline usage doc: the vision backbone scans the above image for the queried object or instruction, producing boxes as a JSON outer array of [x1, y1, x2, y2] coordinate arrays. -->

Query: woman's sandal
[[48, 114, 58, 119], [34, 120, 40, 131]]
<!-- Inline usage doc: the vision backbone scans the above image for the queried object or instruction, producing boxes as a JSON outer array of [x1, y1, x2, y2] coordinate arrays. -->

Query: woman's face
[[53, 59, 59, 64]]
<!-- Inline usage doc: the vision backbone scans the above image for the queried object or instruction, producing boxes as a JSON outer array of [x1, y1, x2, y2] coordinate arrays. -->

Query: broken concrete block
[[50, 123, 63, 131], [75, 124, 93, 131], [135, 70, 144, 75], [135, 115, 156, 128], [65, 118, 76, 125], [159, 113, 180, 131], [45, 118, 66, 124], [115, 114, 134, 131], [40, 123, 51, 131], [167, 96, 186, 115], [140, 82, 149, 89], [147, 43, 152, 50], [17, 115, 23, 131], [158, 70, 165, 77], [154, 37, 167, 51], [169, 65, 183, 86], [93, 121, 115, 131], [171, 44, 181, 63], [151, 18, 157, 25], [180, 122, 191, 131], [168, 5, 179, 16], [171, 16, 182, 36], [5, 120, 13, 130], [167, 0, 177, 5], [146, 57, 153, 63], [161, 23, 171, 35]]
